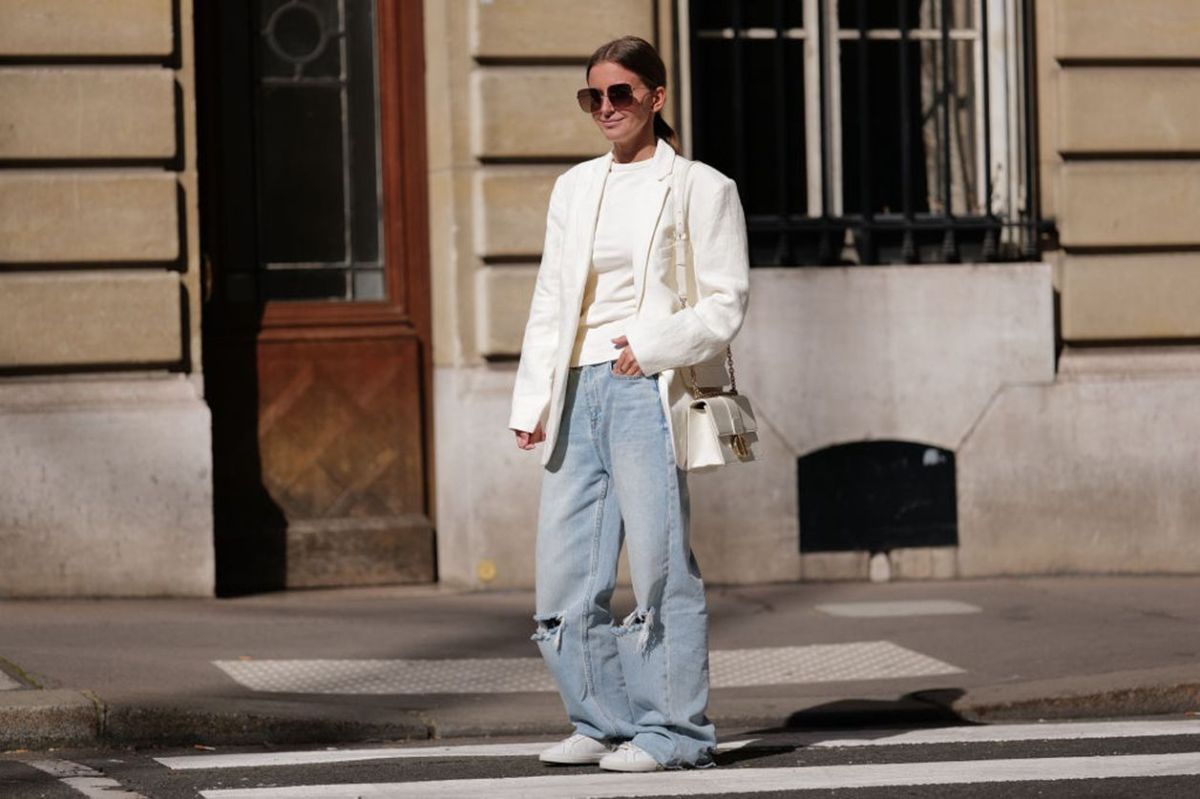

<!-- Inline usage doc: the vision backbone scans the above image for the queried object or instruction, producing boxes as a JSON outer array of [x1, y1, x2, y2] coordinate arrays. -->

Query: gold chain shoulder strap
[[672, 159, 738, 398]]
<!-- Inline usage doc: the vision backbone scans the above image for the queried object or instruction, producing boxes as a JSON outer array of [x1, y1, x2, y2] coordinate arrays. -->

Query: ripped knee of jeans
[[614, 607, 656, 654], [531, 611, 565, 651]]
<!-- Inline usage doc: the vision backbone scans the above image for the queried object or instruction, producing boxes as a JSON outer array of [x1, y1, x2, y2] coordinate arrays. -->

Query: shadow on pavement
[[746, 688, 972, 734], [717, 688, 975, 765]]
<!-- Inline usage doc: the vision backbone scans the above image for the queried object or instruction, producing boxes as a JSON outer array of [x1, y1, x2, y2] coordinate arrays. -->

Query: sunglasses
[[576, 83, 644, 113]]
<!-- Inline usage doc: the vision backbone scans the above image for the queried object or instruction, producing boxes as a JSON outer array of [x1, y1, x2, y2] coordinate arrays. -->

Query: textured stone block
[[1056, 0, 1200, 60], [1057, 346, 1200, 381], [435, 364, 544, 588], [0, 271, 182, 367], [1058, 68, 1200, 153], [735, 265, 1055, 456], [475, 265, 537, 356], [0, 172, 178, 262], [1061, 254, 1200, 341], [0, 0, 173, 56], [0, 68, 176, 159], [958, 378, 1200, 576], [0, 690, 99, 749], [1059, 162, 1200, 248], [471, 67, 601, 159], [474, 167, 559, 257], [800, 552, 871, 582], [889, 547, 959, 580], [471, 0, 653, 59], [0, 376, 213, 597]]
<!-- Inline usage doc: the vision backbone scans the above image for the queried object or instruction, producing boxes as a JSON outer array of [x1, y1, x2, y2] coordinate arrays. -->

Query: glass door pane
[[253, 0, 385, 302]]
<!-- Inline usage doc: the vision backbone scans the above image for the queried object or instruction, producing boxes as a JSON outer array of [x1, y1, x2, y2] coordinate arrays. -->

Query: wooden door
[[196, 0, 434, 594]]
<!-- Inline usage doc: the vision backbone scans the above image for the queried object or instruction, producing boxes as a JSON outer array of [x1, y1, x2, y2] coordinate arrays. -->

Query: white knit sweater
[[569, 156, 658, 366]]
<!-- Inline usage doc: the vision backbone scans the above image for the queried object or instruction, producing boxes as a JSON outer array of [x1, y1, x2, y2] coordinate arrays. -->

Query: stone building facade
[[1, 0, 1197, 596], [0, 0, 212, 595]]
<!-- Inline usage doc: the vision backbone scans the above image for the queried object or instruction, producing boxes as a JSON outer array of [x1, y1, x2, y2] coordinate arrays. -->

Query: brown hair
[[585, 36, 680, 152]]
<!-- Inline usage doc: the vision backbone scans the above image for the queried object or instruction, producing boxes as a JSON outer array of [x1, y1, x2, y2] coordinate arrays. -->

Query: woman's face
[[585, 61, 664, 146]]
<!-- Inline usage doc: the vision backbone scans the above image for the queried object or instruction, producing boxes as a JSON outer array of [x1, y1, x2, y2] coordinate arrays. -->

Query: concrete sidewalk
[[2, 576, 1199, 750]]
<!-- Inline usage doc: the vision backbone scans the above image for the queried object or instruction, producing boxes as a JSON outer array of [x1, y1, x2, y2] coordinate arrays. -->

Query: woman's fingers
[[513, 423, 546, 450], [611, 335, 631, 373], [611, 336, 644, 376]]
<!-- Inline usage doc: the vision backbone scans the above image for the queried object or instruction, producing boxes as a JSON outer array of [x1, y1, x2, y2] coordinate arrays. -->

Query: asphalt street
[[5, 718, 1200, 798]]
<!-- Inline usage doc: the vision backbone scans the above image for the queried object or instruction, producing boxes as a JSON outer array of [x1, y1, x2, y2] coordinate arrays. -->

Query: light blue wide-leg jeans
[[532, 361, 716, 768]]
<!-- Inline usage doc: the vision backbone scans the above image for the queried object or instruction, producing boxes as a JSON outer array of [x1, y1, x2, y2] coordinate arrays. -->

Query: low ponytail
[[653, 111, 681, 153], [587, 36, 680, 153]]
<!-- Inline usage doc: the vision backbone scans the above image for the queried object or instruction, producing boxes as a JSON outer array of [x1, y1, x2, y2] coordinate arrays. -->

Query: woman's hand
[[514, 422, 546, 450], [610, 335, 644, 376]]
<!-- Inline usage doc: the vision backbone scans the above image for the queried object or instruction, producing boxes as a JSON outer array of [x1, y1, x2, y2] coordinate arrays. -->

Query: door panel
[[258, 332, 430, 586], [258, 335, 425, 520], [197, 0, 434, 594]]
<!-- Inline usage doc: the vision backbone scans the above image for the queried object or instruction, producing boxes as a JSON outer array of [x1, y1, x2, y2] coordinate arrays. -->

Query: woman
[[508, 35, 750, 773]]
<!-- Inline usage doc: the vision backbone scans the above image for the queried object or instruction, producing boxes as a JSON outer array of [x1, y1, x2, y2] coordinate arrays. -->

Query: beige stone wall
[[937, 1, 1200, 579], [1043, 0, 1200, 342], [958, 365, 1200, 577], [0, 0, 196, 370], [0, 0, 212, 596]]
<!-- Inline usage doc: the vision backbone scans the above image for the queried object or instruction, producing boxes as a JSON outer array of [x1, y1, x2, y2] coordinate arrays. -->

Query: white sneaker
[[539, 733, 615, 765], [598, 741, 662, 772]]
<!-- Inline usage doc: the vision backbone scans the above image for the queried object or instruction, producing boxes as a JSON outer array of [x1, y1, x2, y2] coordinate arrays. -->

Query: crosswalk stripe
[[196, 752, 1200, 798], [24, 759, 149, 799], [156, 719, 1200, 771], [810, 719, 1200, 748], [159, 742, 547, 769], [155, 739, 758, 771]]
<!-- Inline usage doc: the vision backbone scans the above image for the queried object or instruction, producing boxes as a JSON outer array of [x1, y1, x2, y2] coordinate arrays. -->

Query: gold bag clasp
[[731, 434, 750, 460]]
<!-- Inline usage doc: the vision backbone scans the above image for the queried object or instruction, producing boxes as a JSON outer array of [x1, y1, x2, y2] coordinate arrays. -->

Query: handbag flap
[[694, 395, 758, 437]]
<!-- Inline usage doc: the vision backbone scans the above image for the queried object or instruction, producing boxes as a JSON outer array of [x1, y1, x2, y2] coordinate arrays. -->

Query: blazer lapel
[[632, 140, 676, 310], [562, 139, 678, 327], [561, 151, 612, 318]]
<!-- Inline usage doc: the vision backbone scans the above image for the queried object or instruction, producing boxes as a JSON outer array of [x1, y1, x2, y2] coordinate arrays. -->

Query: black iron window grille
[[685, 0, 1042, 267], [250, 0, 386, 302]]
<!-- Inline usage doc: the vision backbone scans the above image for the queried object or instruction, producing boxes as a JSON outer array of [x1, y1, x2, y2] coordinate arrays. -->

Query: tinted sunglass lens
[[576, 88, 601, 112], [607, 84, 635, 107]]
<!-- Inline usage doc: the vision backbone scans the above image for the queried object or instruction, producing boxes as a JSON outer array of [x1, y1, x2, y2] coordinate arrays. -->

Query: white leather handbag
[[672, 160, 758, 472]]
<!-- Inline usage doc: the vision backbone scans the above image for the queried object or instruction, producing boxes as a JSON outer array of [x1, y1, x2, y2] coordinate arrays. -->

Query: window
[[252, 0, 386, 301], [683, 0, 1041, 266]]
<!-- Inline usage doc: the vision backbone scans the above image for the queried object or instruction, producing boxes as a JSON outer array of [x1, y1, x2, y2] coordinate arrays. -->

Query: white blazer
[[508, 137, 751, 469]]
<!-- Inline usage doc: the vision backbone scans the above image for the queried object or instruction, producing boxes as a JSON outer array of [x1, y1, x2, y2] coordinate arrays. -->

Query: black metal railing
[[688, 0, 1044, 267]]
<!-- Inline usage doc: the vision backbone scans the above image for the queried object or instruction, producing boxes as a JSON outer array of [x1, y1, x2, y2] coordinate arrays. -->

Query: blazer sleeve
[[622, 172, 750, 377], [508, 173, 570, 433]]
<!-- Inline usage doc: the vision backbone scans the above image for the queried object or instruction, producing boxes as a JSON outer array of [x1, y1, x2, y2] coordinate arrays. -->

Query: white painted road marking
[[810, 719, 1200, 747], [24, 759, 149, 799], [156, 739, 759, 771], [213, 641, 961, 694], [816, 600, 982, 618], [196, 752, 1200, 798], [157, 719, 1200, 771]]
